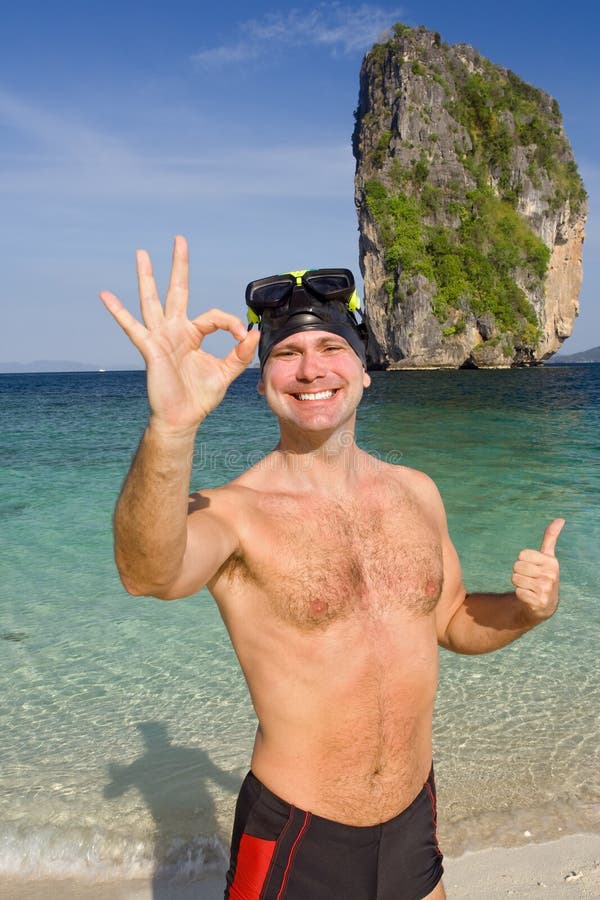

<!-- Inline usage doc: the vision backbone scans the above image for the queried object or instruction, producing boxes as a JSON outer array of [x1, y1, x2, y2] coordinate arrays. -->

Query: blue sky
[[1, 0, 598, 367]]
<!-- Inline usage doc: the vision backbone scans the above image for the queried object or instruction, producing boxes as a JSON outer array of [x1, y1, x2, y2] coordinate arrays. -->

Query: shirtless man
[[100, 236, 564, 900]]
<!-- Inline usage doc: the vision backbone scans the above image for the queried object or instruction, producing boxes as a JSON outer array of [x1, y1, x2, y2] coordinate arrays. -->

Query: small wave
[[0, 500, 29, 512], [0, 631, 28, 643], [0, 823, 228, 881]]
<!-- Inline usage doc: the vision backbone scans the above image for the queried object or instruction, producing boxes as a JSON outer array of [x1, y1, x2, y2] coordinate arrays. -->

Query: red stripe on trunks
[[228, 834, 277, 900]]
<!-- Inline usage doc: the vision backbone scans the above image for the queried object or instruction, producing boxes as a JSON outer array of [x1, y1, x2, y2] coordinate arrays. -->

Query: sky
[[1, 0, 598, 367]]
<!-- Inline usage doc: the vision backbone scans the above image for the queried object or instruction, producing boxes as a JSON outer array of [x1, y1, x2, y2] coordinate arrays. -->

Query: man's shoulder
[[377, 460, 444, 513], [189, 450, 296, 513], [377, 458, 438, 490], [189, 479, 259, 509]]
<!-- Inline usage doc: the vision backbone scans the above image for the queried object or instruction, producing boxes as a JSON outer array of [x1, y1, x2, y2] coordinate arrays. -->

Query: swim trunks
[[225, 768, 443, 900]]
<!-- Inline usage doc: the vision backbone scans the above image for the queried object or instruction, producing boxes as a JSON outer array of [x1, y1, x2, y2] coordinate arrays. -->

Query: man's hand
[[511, 518, 565, 623], [100, 236, 260, 434]]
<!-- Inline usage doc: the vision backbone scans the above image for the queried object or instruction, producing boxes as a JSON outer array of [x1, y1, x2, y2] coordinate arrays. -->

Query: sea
[[1, 366, 599, 885]]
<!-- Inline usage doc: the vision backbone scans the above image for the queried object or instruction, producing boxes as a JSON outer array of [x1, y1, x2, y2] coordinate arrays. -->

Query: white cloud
[[192, 3, 402, 68], [189, 41, 261, 68]]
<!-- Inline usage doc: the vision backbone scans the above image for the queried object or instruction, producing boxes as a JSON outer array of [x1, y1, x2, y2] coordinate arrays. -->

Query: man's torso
[[204, 456, 444, 825]]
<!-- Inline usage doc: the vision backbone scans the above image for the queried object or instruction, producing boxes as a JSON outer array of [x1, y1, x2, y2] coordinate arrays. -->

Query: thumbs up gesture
[[511, 519, 565, 622]]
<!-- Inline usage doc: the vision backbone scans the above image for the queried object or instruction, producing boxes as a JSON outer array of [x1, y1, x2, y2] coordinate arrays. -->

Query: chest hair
[[226, 487, 443, 631]]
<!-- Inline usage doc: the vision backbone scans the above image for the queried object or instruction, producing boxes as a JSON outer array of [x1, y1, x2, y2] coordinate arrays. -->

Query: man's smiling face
[[258, 330, 371, 435]]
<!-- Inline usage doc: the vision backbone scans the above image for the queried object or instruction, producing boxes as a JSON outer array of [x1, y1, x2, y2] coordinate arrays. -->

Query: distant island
[[546, 346, 600, 364], [0, 360, 143, 374], [1, 350, 598, 374]]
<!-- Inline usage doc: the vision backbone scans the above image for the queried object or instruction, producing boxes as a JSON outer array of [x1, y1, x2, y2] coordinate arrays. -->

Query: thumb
[[222, 329, 260, 379], [540, 518, 565, 556]]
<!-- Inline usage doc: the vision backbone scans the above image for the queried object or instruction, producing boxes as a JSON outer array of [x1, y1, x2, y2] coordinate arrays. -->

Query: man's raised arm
[[415, 473, 565, 654], [99, 236, 259, 599]]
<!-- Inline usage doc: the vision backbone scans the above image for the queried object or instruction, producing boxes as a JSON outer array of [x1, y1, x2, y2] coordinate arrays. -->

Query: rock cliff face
[[352, 24, 587, 368]]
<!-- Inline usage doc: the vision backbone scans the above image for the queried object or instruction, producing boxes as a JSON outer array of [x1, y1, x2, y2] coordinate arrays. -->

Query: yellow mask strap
[[348, 289, 360, 311], [285, 269, 308, 286]]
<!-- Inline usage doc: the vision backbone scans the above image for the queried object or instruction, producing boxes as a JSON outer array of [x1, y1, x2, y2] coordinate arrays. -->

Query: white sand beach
[[444, 833, 600, 898]]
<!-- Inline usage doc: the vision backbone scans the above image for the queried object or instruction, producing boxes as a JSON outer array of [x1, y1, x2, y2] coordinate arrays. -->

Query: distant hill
[[0, 360, 142, 373], [547, 346, 600, 364]]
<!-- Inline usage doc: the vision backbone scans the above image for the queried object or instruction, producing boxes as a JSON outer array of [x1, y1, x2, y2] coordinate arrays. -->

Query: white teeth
[[296, 390, 335, 401]]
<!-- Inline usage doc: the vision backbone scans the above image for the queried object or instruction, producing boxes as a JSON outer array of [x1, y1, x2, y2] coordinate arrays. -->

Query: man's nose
[[296, 349, 325, 381]]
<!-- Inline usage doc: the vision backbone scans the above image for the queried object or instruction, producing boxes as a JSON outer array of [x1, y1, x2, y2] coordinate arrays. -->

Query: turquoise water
[[1, 367, 599, 881]]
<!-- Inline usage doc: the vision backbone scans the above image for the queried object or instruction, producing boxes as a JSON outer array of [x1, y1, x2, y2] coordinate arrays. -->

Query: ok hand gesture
[[100, 236, 259, 433]]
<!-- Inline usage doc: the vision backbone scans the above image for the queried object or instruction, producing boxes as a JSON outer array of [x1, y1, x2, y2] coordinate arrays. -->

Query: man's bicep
[[435, 531, 468, 648], [157, 504, 239, 600], [411, 471, 467, 646]]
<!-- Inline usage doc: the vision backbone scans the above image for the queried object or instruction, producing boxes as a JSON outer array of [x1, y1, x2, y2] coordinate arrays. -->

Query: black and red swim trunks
[[225, 768, 443, 900]]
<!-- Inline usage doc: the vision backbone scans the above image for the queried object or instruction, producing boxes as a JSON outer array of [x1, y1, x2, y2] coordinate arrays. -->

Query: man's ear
[[363, 369, 371, 389], [257, 377, 265, 395]]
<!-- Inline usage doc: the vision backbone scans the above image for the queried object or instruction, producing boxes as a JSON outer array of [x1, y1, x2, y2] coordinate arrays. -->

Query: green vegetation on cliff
[[446, 65, 587, 212], [365, 178, 545, 341], [367, 25, 586, 217]]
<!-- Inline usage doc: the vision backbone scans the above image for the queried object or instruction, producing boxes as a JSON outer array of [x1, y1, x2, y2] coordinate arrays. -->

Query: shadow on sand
[[104, 721, 240, 898]]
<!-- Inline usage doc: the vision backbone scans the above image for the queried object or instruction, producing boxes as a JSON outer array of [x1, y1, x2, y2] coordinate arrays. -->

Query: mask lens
[[247, 277, 294, 312], [303, 270, 354, 300]]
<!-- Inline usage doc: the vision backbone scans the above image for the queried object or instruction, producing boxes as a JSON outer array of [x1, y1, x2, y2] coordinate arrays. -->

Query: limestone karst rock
[[352, 24, 587, 368]]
